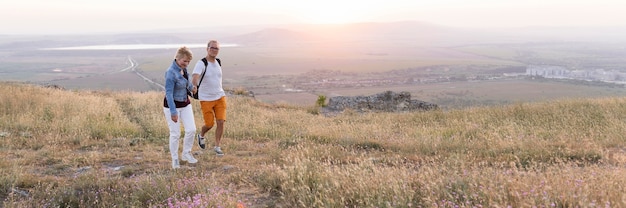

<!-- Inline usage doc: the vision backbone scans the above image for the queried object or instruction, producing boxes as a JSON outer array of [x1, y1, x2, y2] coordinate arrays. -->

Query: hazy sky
[[2, 0, 625, 35]]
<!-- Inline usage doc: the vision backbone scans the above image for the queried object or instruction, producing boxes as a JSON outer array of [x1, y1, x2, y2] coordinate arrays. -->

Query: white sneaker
[[181, 153, 198, 164], [172, 159, 180, 169], [214, 146, 224, 156]]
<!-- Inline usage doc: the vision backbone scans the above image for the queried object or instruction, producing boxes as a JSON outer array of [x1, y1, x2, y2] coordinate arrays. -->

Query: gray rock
[[325, 91, 437, 113]]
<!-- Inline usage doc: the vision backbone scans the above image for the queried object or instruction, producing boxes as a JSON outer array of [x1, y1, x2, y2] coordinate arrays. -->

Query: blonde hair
[[175, 46, 193, 60]]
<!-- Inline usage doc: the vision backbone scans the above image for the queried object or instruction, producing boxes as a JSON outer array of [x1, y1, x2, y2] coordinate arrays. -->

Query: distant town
[[526, 65, 626, 85]]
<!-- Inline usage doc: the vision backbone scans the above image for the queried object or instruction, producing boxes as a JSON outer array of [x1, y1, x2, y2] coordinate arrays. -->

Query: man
[[192, 40, 226, 156]]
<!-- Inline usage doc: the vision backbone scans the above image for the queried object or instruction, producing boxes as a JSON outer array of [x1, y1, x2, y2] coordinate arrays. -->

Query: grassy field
[[454, 42, 626, 69], [1, 81, 626, 207]]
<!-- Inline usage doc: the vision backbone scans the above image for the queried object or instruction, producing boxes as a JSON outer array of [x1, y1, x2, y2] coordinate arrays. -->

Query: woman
[[163, 46, 198, 169]]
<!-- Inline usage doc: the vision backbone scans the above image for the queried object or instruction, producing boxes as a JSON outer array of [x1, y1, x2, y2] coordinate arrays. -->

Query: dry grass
[[1, 81, 626, 207]]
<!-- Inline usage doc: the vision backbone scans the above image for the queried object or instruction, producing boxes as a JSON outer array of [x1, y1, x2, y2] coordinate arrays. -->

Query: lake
[[41, 43, 238, 50]]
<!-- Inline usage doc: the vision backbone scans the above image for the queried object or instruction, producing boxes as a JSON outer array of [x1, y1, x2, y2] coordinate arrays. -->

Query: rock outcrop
[[324, 91, 437, 113]]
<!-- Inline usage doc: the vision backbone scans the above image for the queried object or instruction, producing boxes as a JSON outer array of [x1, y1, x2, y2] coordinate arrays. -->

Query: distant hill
[[221, 28, 317, 44], [3, 21, 626, 50], [220, 21, 463, 46], [219, 21, 626, 46]]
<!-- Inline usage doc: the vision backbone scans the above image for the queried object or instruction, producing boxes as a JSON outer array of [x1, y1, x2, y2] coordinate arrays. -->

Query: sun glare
[[297, 2, 372, 24], [301, 10, 358, 24]]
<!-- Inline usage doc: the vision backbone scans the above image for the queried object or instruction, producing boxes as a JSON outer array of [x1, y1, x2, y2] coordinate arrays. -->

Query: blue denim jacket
[[164, 59, 193, 116]]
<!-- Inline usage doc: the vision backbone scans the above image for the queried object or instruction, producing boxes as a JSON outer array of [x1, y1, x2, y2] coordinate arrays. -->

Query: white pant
[[163, 105, 196, 160]]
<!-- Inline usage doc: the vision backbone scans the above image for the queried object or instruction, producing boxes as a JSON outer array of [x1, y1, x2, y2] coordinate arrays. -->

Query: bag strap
[[198, 58, 208, 87], [197, 58, 221, 87]]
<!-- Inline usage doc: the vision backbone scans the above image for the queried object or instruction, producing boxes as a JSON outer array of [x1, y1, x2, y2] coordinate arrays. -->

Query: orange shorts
[[199, 96, 227, 127]]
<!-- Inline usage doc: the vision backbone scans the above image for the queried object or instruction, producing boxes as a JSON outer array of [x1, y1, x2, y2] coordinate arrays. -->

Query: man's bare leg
[[201, 125, 212, 138], [215, 120, 224, 147], [213, 120, 225, 155]]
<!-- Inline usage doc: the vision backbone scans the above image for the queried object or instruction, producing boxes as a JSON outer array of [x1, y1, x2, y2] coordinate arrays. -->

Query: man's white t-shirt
[[192, 58, 225, 101]]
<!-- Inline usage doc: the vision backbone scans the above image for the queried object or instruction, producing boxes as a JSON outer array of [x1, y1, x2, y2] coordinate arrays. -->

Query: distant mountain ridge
[[219, 21, 626, 47], [221, 21, 460, 46], [3, 21, 626, 50]]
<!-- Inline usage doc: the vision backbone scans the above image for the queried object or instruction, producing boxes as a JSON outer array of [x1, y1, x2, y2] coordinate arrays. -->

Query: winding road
[[122, 56, 164, 90]]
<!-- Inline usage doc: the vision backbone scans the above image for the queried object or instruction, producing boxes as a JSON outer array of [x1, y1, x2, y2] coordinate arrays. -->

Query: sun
[[297, 2, 371, 24], [301, 10, 359, 24]]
